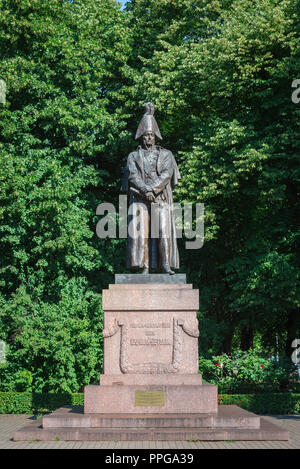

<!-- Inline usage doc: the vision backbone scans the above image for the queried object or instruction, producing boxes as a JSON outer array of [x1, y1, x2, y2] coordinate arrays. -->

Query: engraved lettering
[[129, 322, 171, 328], [119, 318, 182, 374], [130, 338, 172, 346]]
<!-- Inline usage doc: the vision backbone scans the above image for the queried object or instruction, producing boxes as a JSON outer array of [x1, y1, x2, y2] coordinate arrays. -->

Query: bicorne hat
[[135, 102, 162, 140]]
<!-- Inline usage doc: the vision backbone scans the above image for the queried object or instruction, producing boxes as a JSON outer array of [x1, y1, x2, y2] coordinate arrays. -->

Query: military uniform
[[123, 145, 180, 271], [122, 102, 180, 273]]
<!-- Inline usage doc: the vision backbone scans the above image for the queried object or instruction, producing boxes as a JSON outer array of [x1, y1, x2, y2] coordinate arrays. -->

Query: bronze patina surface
[[122, 103, 180, 275]]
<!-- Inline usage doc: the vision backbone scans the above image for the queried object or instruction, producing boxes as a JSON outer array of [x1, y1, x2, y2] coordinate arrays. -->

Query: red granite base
[[84, 383, 217, 414], [13, 405, 289, 441], [12, 283, 289, 442]]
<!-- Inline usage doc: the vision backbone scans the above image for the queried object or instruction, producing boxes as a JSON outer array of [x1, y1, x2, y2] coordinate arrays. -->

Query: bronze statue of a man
[[122, 103, 180, 274]]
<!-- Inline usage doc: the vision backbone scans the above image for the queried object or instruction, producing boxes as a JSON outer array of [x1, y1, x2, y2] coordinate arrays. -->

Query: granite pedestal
[[13, 275, 289, 441]]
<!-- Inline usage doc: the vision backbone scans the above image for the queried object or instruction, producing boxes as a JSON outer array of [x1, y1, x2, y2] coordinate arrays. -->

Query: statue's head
[[135, 102, 162, 142], [142, 130, 155, 148]]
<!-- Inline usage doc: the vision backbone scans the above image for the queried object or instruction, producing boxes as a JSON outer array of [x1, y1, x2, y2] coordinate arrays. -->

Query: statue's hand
[[145, 192, 155, 202]]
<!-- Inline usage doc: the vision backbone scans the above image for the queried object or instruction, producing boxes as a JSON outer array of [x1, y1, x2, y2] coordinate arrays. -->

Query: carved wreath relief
[[102, 317, 199, 374]]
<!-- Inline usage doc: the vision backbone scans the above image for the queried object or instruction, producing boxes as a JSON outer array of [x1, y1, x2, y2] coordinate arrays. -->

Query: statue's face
[[143, 131, 155, 148]]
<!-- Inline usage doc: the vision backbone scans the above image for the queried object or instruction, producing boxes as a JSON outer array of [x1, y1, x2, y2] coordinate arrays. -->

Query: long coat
[[122, 146, 180, 270]]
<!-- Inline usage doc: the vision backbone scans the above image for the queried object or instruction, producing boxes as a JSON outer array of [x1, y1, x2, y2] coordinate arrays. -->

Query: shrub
[[0, 281, 104, 394], [0, 392, 84, 414], [219, 393, 300, 414], [199, 349, 299, 393]]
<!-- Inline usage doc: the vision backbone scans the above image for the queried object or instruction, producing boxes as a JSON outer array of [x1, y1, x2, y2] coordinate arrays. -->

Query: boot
[[162, 264, 175, 275]]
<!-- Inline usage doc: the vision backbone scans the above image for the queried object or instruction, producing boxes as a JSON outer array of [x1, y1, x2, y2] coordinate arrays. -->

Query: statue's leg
[[127, 197, 150, 272], [142, 202, 150, 274], [158, 203, 174, 275]]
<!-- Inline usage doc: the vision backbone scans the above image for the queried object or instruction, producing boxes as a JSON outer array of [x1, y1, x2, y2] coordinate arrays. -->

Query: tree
[[0, 0, 131, 391], [127, 0, 300, 356], [0, 0, 299, 392]]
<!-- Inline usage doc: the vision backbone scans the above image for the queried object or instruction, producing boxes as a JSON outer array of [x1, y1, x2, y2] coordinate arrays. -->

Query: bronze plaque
[[135, 390, 165, 406]]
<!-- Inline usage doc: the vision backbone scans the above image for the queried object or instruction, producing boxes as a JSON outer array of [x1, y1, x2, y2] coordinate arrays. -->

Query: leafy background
[[0, 0, 299, 392]]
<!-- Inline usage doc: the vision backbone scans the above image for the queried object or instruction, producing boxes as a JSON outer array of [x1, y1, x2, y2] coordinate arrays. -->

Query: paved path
[[0, 414, 299, 449]]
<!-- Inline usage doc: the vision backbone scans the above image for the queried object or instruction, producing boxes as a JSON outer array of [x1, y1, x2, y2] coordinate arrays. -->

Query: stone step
[[42, 405, 260, 429], [99, 373, 203, 386], [114, 274, 187, 284], [13, 416, 289, 441]]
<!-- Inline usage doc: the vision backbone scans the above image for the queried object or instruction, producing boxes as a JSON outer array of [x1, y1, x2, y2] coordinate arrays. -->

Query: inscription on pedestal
[[135, 391, 165, 406], [127, 322, 173, 363], [129, 322, 170, 328], [102, 315, 199, 374], [130, 338, 172, 345]]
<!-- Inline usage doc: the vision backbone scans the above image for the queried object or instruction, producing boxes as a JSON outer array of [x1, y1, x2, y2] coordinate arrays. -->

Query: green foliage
[[0, 391, 84, 414], [0, 0, 131, 392], [128, 0, 300, 354], [0, 279, 103, 392], [15, 370, 33, 392], [0, 0, 132, 297], [219, 393, 300, 414], [0, 0, 299, 393], [199, 349, 299, 393]]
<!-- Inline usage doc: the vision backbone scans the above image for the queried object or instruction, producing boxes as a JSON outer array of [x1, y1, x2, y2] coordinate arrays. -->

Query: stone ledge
[[99, 374, 202, 386], [42, 405, 260, 429], [108, 283, 193, 290], [115, 274, 187, 284], [102, 287, 199, 311]]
